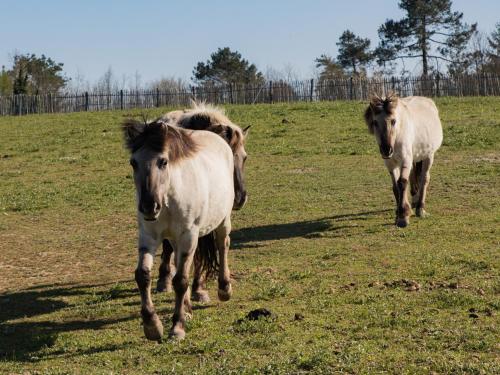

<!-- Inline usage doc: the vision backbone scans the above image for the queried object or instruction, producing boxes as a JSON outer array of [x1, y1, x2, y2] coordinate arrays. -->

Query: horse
[[156, 102, 250, 303], [122, 119, 235, 340], [364, 93, 443, 227]]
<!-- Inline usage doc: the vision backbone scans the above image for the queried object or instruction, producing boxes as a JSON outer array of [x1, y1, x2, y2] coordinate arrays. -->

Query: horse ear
[[369, 94, 382, 110], [242, 125, 251, 137], [122, 119, 146, 149], [385, 93, 399, 113], [364, 106, 374, 134]]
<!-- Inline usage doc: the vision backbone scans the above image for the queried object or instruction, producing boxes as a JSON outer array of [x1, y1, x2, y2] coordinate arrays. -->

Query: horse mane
[[177, 101, 245, 153], [122, 119, 197, 163], [369, 92, 399, 115]]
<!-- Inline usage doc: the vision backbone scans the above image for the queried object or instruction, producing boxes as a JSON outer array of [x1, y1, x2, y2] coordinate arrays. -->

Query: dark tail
[[195, 231, 219, 278]]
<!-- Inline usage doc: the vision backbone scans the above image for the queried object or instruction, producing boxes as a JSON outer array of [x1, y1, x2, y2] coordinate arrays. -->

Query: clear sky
[[1, 0, 498, 86]]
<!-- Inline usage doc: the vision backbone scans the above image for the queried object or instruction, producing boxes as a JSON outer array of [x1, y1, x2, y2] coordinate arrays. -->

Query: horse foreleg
[[216, 217, 232, 302], [389, 169, 401, 208], [191, 252, 210, 303], [416, 156, 433, 217], [396, 164, 412, 228], [136, 247, 163, 341], [170, 233, 197, 340], [157, 240, 175, 292]]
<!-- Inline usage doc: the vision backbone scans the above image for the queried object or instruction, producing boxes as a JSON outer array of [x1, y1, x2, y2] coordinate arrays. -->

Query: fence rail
[[1, 74, 499, 116]]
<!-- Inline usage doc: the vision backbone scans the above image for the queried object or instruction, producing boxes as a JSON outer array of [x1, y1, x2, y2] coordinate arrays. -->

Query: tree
[[192, 47, 264, 85], [336, 30, 373, 76], [314, 54, 345, 81], [11, 53, 68, 94], [13, 63, 28, 95], [485, 22, 500, 73], [0, 65, 12, 96], [375, 0, 477, 76]]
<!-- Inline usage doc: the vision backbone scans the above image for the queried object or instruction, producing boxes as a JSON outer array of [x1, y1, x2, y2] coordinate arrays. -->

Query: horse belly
[[412, 120, 443, 161]]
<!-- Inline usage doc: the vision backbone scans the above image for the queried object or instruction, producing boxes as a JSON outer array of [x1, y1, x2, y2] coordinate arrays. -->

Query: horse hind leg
[[416, 156, 433, 218], [410, 162, 422, 208], [157, 240, 175, 292], [215, 217, 232, 302], [191, 246, 211, 303]]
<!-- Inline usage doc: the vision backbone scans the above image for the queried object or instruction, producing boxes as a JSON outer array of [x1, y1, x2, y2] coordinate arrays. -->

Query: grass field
[[0, 98, 499, 374]]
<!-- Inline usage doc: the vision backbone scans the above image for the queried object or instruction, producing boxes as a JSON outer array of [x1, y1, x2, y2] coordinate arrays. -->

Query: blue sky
[[1, 0, 498, 85]]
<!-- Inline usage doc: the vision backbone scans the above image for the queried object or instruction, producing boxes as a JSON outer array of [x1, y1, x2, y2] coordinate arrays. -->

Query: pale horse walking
[[123, 119, 235, 340], [156, 102, 250, 302], [364, 94, 443, 227]]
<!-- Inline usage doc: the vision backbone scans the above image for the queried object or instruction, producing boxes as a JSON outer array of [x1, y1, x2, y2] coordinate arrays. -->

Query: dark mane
[[369, 93, 399, 115], [122, 120, 197, 162], [179, 112, 244, 153]]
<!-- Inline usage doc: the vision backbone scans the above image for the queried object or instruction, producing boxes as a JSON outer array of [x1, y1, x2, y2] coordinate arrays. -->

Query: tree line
[[1, 0, 499, 96]]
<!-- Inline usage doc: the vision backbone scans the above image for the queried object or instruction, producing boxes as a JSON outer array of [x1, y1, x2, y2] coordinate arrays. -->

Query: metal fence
[[1, 74, 499, 116]]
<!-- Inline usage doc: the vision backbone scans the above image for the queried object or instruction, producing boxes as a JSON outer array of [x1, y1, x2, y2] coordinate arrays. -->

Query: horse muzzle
[[233, 192, 248, 211], [380, 145, 394, 159], [139, 201, 161, 221]]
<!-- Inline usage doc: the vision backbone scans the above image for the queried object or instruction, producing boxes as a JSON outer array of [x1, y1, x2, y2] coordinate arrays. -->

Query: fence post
[[309, 79, 314, 102], [269, 81, 273, 103], [349, 76, 353, 100], [435, 74, 440, 97], [85, 92, 89, 111], [229, 83, 234, 104], [156, 88, 160, 107], [120, 90, 124, 110], [191, 86, 196, 102]]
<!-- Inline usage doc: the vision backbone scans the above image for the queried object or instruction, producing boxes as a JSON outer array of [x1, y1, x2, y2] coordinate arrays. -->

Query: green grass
[[0, 97, 499, 374]]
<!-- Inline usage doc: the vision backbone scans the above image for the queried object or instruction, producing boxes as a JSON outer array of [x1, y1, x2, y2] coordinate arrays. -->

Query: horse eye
[[391, 119, 396, 126], [130, 159, 138, 170], [157, 158, 168, 169]]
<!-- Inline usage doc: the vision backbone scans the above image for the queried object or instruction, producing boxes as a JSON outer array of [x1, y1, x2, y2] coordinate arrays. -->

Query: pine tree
[[375, 0, 477, 76], [193, 47, 264, 85], [314, 55, 345, 81], [336, 30, 373, 76]]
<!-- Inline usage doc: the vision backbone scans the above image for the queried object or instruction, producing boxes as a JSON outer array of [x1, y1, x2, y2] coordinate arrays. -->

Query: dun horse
[[123, 119, 235, 340], [156, 102, 250, 303], [364, 94, 443, 227]]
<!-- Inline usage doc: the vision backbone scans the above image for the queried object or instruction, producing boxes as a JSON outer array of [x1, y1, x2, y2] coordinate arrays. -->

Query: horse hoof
[[416, 208, 428, 218], [218, 284, 232, 302], [396, 217, 409, 228], [192, 291, 211, 303], [156, 280, 172, 293], [143, 314, 164, 341], [169, 326, 186, 340]]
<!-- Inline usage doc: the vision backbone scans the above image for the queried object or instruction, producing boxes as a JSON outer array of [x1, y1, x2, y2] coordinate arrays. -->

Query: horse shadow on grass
[[0, 281, 138, 362], [231, 209, 390, 249]]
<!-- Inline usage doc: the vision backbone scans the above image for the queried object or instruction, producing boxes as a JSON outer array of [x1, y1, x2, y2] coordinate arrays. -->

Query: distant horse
[[156, 102, 250, 303], [123, 119, 235, 340], [364, 94, 443, 227]]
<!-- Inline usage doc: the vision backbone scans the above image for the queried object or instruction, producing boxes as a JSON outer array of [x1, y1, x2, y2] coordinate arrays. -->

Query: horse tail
[[195, 231, 219, 278]]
